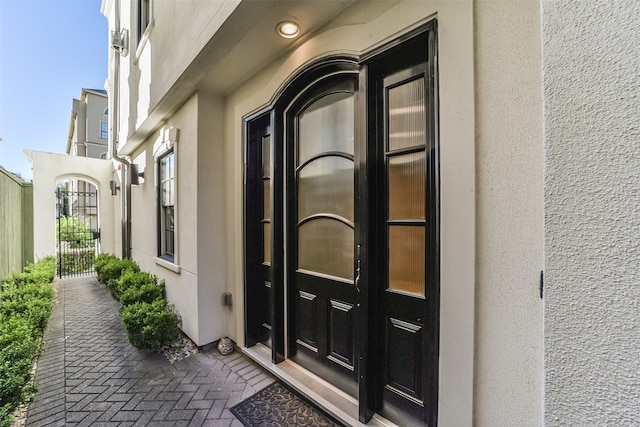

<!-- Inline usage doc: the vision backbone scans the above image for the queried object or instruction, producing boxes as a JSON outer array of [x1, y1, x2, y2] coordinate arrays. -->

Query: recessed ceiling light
[[277, 21, 300, 39]]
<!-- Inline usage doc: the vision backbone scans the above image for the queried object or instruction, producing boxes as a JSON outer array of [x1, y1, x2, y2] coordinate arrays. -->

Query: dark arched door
[[286, 76, 359, 395]]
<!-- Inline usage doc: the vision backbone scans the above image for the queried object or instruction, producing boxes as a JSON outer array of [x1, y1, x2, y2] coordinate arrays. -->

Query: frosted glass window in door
[[388, 152, 426, 221], [298, 156, 354, 222], [388, 226, 425, 296], [298, 219, 354, 280], [296, 91, 355, 280], [298, 93, 354, 165], [262, 136, 271, 177], [388, 77, 425, 151], [263, 222, 271, 264]]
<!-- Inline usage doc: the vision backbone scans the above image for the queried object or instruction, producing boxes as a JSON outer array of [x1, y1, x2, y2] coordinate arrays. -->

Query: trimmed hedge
[[94, 255, 140, 299], [120, 279, 165, 307], [120, 299, 179, 349], [94, 255, 179, 349], [0, 257, 56, 427]]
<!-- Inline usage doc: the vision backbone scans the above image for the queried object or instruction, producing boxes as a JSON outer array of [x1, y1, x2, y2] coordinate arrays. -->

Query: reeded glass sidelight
[[388, 77, 425, 152]]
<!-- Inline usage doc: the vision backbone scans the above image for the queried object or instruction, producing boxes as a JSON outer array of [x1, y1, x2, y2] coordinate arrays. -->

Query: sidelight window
[[386, 75, 428, 296]]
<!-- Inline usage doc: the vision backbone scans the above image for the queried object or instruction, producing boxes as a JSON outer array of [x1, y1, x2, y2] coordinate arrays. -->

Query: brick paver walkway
[[26, 276, 274, 426]]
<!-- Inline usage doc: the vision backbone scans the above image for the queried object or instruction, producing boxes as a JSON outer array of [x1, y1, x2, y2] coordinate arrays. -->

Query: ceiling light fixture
[[277, 21, 300, 39]]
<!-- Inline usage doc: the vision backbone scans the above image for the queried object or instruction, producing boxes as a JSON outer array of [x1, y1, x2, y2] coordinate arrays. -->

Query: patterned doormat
[[230, 382, 345, 427]]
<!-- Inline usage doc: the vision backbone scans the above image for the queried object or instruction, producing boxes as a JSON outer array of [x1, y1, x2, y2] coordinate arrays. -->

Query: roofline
[[81, 88, 108, 99]]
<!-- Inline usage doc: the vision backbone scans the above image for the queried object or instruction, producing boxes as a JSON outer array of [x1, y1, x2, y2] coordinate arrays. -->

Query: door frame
[[243, 20, 439, 425]]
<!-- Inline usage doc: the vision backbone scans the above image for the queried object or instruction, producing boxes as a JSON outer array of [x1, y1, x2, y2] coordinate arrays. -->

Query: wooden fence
[[0, 165, 33, 280]]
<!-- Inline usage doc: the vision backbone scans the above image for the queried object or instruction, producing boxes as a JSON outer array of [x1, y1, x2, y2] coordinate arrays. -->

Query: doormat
[[230, 382, 344, 427]]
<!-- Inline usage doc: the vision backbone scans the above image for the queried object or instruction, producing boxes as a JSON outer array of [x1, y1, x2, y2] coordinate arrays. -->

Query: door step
[[241, 344, 399, 427]]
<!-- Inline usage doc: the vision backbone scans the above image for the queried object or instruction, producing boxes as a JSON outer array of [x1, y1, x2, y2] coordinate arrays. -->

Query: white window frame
[[100, 120, 108, 139]]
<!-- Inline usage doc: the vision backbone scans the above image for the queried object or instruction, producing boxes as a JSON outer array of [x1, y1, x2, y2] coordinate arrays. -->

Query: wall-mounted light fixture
[[110, 180, 120, 196], [130, 164, 145, 186], [277, 21, 300, 39]]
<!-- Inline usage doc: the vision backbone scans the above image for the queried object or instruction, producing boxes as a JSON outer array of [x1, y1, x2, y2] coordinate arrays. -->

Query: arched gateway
[[25, 150, 118, 272]]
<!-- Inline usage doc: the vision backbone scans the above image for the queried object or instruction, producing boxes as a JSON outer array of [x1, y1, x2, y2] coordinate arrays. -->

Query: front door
[[287, 76, 359, 395], [244, 22, 438, 426]]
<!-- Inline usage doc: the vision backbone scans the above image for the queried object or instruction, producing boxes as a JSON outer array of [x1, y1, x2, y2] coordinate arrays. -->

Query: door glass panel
[[263, 222, 271, 264], [388, 226, 425, 296], [388, 77, 425, 151], [298, 93, 354, 165], [388, 151, 426, 221], [298, 156, 354, 222], [262, 134, 271, 265], [263, 179, 270, 219], [298, 219, 354, 280], [262, 136, 271, 176]]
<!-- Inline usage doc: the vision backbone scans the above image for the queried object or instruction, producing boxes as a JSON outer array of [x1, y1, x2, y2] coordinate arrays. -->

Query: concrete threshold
[[241, 343, 398, 427]]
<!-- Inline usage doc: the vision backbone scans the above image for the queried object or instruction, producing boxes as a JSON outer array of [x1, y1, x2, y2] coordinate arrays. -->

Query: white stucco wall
[[127, 92, 228, 346], [474, 1, 543, 425], [543, 1, 640, 425], [129, 95, 201, 344], [27, 151, 117, 260]]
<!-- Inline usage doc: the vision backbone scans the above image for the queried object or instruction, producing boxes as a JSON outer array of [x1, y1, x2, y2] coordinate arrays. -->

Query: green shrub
[[94, 253, 118, 278], [113, 270, 157, 302], [97, 257, 139, 289], [0, 317, 40, 406], [121, 299, 179, 349], [0, 258, 55, 426], [0, 287, 53, 333], [120, 278, 165, 307]]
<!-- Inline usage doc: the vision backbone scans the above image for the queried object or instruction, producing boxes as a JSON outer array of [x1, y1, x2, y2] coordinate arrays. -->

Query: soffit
[[123, 0, 353, 154], [197, 0, 354, 94]]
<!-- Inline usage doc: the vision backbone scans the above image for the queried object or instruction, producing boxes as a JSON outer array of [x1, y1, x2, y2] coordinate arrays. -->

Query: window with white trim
[[100, 121, 108, 139], [158, 150, 175, 260]]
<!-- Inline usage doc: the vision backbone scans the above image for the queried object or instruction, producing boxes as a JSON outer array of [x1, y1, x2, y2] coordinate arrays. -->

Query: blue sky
[[0, 0, 107, 180]]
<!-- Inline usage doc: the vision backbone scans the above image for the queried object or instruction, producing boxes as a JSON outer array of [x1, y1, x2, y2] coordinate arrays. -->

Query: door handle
[[354, 259, 361, 293]]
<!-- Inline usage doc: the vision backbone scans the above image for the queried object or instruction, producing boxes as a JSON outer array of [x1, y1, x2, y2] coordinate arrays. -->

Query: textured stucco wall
[[543, 1, 640, 424], [474, 1, 543, 425]]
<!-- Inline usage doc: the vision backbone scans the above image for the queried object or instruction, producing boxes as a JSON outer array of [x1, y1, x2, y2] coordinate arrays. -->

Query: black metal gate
[[56, 185, 100, 278]]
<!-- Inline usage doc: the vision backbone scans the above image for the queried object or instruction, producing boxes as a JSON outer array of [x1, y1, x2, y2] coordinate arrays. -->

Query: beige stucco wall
[[105, 0, 545, 424], [543, 1, 640, 424], [474, 1, 543, 425], [128, 92, 228, 346], [85, 92, 108, 148], [224, 1, 478, 425], [129, 96, 201, 344]]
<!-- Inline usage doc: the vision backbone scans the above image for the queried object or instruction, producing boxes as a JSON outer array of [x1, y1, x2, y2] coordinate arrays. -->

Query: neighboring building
[[98, 0, 640, 426], [67, 88, 109, 160], [64, 88, 108, 231]]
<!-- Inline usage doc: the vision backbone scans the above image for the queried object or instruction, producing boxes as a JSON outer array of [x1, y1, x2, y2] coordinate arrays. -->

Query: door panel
[[288, 78, 359, 395], [386, 317, 423, 401]]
